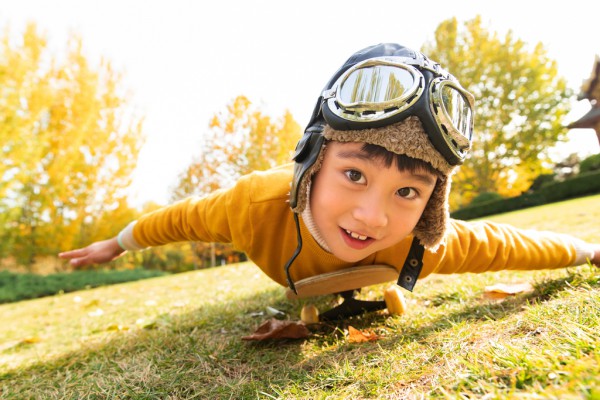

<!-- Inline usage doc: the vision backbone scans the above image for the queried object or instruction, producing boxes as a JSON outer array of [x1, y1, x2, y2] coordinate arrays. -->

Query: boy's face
[[310, 141, 437, 262]]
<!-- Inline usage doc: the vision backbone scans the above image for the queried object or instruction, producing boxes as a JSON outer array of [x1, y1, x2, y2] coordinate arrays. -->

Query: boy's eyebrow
[[336, 148, 374, 161], [409, 173, 437, 187], [336, 148, 437, 187]]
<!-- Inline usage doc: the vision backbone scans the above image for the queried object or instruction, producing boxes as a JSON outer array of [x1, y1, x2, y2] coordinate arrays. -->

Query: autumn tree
[[0, 23, 144, 266], [170, 95, 301, 267], [422, 16, 572, 207], [172, 95, 301, 199]]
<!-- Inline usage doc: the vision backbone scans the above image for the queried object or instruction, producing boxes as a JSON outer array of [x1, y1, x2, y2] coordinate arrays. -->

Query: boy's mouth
[[344, 229, 368, 241], [340, 228, 375, 250]]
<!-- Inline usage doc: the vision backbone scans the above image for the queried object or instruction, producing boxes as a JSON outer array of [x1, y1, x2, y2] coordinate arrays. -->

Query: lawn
[[1, 195, 599, 399]]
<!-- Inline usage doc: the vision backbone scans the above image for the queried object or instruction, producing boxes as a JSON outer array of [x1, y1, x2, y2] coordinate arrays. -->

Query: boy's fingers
[[58, 248, 87, 259]]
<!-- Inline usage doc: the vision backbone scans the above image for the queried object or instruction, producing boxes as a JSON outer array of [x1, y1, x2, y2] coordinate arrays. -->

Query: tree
[[171, 95, 301, 199], [0, 23, 144, 266], [422, 16, 572, 207], [170, 95, 301, 267]]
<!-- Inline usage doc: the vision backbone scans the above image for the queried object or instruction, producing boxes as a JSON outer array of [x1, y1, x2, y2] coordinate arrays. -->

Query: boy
[[60, 43, 599, 299]]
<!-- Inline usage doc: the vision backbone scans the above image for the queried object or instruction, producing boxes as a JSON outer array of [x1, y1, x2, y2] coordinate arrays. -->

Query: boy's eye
[[345, 169, 365, 183], [397, 187, 417, 199]]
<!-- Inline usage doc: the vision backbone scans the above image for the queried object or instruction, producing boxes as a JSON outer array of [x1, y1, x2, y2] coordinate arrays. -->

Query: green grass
[[1, 194, 599, 399]]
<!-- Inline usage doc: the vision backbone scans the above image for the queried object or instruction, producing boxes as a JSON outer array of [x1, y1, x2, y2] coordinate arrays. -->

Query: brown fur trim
[[291, 142, 327, 214], [322, 117, 454, 175], [413, 175, 451, 250]]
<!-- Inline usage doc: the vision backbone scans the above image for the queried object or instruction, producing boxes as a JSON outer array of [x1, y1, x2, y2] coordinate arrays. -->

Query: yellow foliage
[[171, 95, 301, 200], [422, 16, 571, 204], [0, 23, 145, 266]]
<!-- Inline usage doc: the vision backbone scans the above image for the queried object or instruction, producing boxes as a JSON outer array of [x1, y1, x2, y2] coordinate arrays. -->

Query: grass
[[1, 194, 599, 399]]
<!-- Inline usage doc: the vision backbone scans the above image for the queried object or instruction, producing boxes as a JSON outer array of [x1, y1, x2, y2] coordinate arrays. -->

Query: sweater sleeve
[[116, 165, 294, 254], [117, 176, 254, 251], [431, 219, 595, 275]]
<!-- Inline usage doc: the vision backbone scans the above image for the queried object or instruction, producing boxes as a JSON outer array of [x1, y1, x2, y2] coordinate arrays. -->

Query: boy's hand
[[59, 238, 125, 268], [592, 244, 600, 268]]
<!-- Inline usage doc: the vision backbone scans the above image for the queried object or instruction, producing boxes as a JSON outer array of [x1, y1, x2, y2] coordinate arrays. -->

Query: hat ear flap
[[413, 175, 451, 251], [291, 142, 327, 214]]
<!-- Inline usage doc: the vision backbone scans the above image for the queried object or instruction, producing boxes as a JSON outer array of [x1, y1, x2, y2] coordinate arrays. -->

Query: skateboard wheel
[[301, 304, 320, 324], [384, 286, 407, 315]]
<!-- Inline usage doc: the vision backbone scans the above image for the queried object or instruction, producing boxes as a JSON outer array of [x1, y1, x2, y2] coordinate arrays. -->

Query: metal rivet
[[404, 276, 412, 282], [409, 259, 419, 267]]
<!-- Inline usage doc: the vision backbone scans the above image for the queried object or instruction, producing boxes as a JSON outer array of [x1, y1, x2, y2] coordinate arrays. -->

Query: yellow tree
[[172, 95, 301, 199], [0, 23, 144, 265], [170, 95, 301, 267], [422, 16, 571, 208]]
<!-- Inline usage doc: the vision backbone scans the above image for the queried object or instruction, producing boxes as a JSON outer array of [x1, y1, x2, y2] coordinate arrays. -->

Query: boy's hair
[[360, 143, 442, 178]]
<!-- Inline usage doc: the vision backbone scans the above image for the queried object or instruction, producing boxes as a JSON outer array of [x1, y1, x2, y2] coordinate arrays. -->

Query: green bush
[[528, 173, 556, 191], [579, 153, 600, 173], [469, 192, 504, 206], [451, 170, 600, 220], [0, 269, 169, 304]]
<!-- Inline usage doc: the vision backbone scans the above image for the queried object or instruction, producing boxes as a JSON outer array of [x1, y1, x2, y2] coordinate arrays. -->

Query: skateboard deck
[[286, 265, 398, 299], [285, 265, 405, 321]]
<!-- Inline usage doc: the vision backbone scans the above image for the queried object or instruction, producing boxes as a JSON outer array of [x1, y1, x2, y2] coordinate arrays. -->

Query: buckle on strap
[[397, 237, 425, 291]]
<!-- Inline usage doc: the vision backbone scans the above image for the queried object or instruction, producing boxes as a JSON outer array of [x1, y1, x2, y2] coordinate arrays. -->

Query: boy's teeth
[[345, 229, 367, 241]]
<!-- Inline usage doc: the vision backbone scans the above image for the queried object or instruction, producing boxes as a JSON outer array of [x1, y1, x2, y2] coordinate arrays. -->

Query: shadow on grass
[[1, 269, 597, 399]]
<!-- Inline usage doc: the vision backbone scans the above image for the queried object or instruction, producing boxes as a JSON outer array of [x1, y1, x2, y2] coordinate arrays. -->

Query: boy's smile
[[310, 141, 437, 262]]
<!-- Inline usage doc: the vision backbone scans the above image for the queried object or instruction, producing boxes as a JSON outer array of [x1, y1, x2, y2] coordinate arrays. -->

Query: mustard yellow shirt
[[127, 163, 590, 287]]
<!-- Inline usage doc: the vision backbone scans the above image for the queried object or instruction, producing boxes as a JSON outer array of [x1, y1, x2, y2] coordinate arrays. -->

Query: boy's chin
[[331, 249, 374, 263]]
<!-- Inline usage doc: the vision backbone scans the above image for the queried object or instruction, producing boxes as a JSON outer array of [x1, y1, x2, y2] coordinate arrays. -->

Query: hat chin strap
[[284, 210, 426, 294], [284, 212, 303, 294], [396, 237, 425, 291]]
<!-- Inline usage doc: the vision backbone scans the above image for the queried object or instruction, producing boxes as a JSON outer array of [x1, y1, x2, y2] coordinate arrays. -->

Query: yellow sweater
[[127, 163, 588, 287]]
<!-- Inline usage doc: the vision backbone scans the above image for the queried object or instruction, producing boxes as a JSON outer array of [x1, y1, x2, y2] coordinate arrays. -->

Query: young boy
[[59, 43, 599, 299]]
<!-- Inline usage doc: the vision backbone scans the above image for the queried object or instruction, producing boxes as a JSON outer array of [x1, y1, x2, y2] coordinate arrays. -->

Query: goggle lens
[[440, 85, 473, 142], [338, 65, 417, 110]]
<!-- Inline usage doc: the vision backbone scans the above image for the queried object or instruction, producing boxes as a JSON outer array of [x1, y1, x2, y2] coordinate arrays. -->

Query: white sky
[[1, 0, 598, 207]]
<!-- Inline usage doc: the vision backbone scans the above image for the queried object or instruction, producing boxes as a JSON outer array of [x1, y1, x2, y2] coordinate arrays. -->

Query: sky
[[1, 0, 598, 207]]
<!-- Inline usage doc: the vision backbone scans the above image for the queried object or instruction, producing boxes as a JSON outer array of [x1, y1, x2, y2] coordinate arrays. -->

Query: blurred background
[[1, 0, 599, 277]]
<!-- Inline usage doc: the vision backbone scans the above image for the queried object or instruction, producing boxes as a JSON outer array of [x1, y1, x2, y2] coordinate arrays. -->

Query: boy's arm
[[433, 219, 598, 275], [58, 221, 141, 268], [59, 238, 125, 268], [592, 244, 600, 267]]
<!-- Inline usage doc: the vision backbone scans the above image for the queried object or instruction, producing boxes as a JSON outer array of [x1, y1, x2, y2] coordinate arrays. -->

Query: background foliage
[[0, 23, 144, 268], [422, 16, 573, 209], [0, 17, 590, 273]]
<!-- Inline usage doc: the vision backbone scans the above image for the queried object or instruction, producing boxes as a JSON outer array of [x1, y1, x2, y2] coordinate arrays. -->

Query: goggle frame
[[321, 56, 475, 165]]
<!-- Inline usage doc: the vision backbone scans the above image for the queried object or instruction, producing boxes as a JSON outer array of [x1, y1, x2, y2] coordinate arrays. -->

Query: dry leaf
[[21, 336, 42, 344], [242, 318, 310, 341], [484, 282, 534, 299], [106, 324, 129, 332], [347, 326, 380, 343]]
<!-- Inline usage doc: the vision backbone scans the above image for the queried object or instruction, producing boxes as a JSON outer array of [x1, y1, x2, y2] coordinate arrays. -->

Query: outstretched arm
[[591, 244, 600, 267], [59, 238, 125, 268]]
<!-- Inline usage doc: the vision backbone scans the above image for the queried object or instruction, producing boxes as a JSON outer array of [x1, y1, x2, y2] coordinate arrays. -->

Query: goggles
[[320, 56, 475, 165]]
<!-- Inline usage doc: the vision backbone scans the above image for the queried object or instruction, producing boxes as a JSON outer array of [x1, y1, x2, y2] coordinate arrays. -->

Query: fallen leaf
[[265, 306, 286, 319], [347, 326, 380, 343], [484, 282, 534, 299], [106, 324, 129, 332], [242, 318, 310, 341], [21, 336, 42, 344], [87, 308, 104, 317]]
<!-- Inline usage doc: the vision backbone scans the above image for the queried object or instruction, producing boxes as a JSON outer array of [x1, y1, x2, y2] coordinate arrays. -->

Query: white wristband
[[116, 221, 146, 251]]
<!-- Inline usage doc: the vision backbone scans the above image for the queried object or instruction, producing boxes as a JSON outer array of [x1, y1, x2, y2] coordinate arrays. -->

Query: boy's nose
[[352, 195, 388, 229]]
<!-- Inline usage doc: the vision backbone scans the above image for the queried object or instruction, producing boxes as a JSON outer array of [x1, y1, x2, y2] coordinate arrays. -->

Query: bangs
[[361, 143, 441, 177]]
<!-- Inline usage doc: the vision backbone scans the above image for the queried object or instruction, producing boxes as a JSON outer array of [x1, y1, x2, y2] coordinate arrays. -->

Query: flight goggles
[[320, 56, 475, 165]]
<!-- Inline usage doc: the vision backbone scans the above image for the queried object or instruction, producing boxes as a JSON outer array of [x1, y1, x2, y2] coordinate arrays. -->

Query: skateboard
[[286, 265, 407, 321]]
